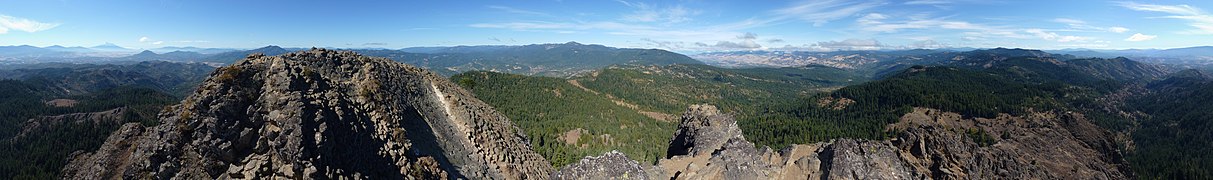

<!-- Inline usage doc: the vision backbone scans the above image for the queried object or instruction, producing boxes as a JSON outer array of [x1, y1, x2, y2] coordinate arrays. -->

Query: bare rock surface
[[60, 49, 551, 179]]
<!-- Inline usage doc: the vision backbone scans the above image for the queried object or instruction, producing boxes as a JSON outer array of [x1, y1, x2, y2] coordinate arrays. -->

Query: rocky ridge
[[554, 104, 1131, 179], [60, 49, 552, 179], [11, 107, 126, 142]]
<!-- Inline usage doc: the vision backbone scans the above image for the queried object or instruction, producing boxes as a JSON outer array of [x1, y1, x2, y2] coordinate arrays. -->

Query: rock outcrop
[[61, 49, 552, 179], [888, 107, 1130, 179], [11, 107, 126, 142], [549, 150, 653, 180], [554, 104, 1131, 179]]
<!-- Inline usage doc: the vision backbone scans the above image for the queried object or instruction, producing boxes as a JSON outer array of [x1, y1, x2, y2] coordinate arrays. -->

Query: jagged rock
[[666, 104, 745, 157], [657, 105, 785, 179], [550, 150, 652, 180], [655, 104, 915, 180], [60, 49, 552, 179], [823, 139, 915, 180]]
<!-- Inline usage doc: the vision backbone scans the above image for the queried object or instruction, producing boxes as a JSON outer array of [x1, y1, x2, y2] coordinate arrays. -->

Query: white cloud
[[1025, 29, 1092, 42], [139, 37, 150, 42], [1118, 2, 1213, 34], [1125, 33, 1157, 41], [152, 41, 164, 45], [906, 40, 949, 49], [1052, 18, 1130, 33], [1053, 18, 1085, 24], [0, 14, 59, 34], [773, 0, 885, 26]]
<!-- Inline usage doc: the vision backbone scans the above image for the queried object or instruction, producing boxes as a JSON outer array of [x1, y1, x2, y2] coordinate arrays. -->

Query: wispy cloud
[[1052, 18, 1129, 33], [856, 13, 1099, 43], [487, 5, 549, 16], [773, 0, 885, 26], [139, 37, 151, 42], [0, 14, 59, 34], [856, 13, 1029, 39], [1125, 33, 1157, 41], [1117, 2, 1213, 34]]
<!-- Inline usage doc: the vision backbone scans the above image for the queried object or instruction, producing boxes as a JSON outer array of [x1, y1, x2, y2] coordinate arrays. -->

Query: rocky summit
[[554, 104, 1132, 179], [60, 49, 551, 179]]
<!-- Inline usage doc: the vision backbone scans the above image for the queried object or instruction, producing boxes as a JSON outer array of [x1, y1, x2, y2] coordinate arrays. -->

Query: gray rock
[[61, 49, 552, 179], [550, 150, 651, 180]]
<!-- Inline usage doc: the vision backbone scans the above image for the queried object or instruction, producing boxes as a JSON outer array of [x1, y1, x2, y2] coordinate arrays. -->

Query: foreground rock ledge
[[553, 105, 1131, 179], [61, 49, 552, 179]]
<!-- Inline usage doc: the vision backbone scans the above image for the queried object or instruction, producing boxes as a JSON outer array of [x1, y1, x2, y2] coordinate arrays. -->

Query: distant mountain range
[[694, 46, 1213, 69], [5, 43, 1212, 77]]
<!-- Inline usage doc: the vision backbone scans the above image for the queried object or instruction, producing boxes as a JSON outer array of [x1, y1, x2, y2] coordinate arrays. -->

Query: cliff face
[[60, 49, 551, 179], [555, 105, 1131, 179]]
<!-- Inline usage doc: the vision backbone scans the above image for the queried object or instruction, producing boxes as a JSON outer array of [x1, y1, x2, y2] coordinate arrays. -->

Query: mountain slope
[[451, 71, 675, 168], [1129, 70, 1213, 179], [61, 49, 551, 179], [574, 64, 865, 115]]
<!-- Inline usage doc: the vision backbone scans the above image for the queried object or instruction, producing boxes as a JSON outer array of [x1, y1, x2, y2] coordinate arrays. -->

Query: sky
[[1, 0, 1211, 53]]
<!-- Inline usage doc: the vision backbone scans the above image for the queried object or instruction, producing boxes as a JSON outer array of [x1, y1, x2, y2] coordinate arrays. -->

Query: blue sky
[[1, 0, 1211, 53]]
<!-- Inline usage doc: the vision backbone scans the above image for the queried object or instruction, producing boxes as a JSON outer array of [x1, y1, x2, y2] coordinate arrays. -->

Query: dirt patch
[[566, 80, 599, 95], [569, 79, 675, 122], [640, 111, 675, 122], [559, 128, 585, 146], [549, 88, 562, 97], [46, 99, 79, 107], [816, 97, 855, 110]]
